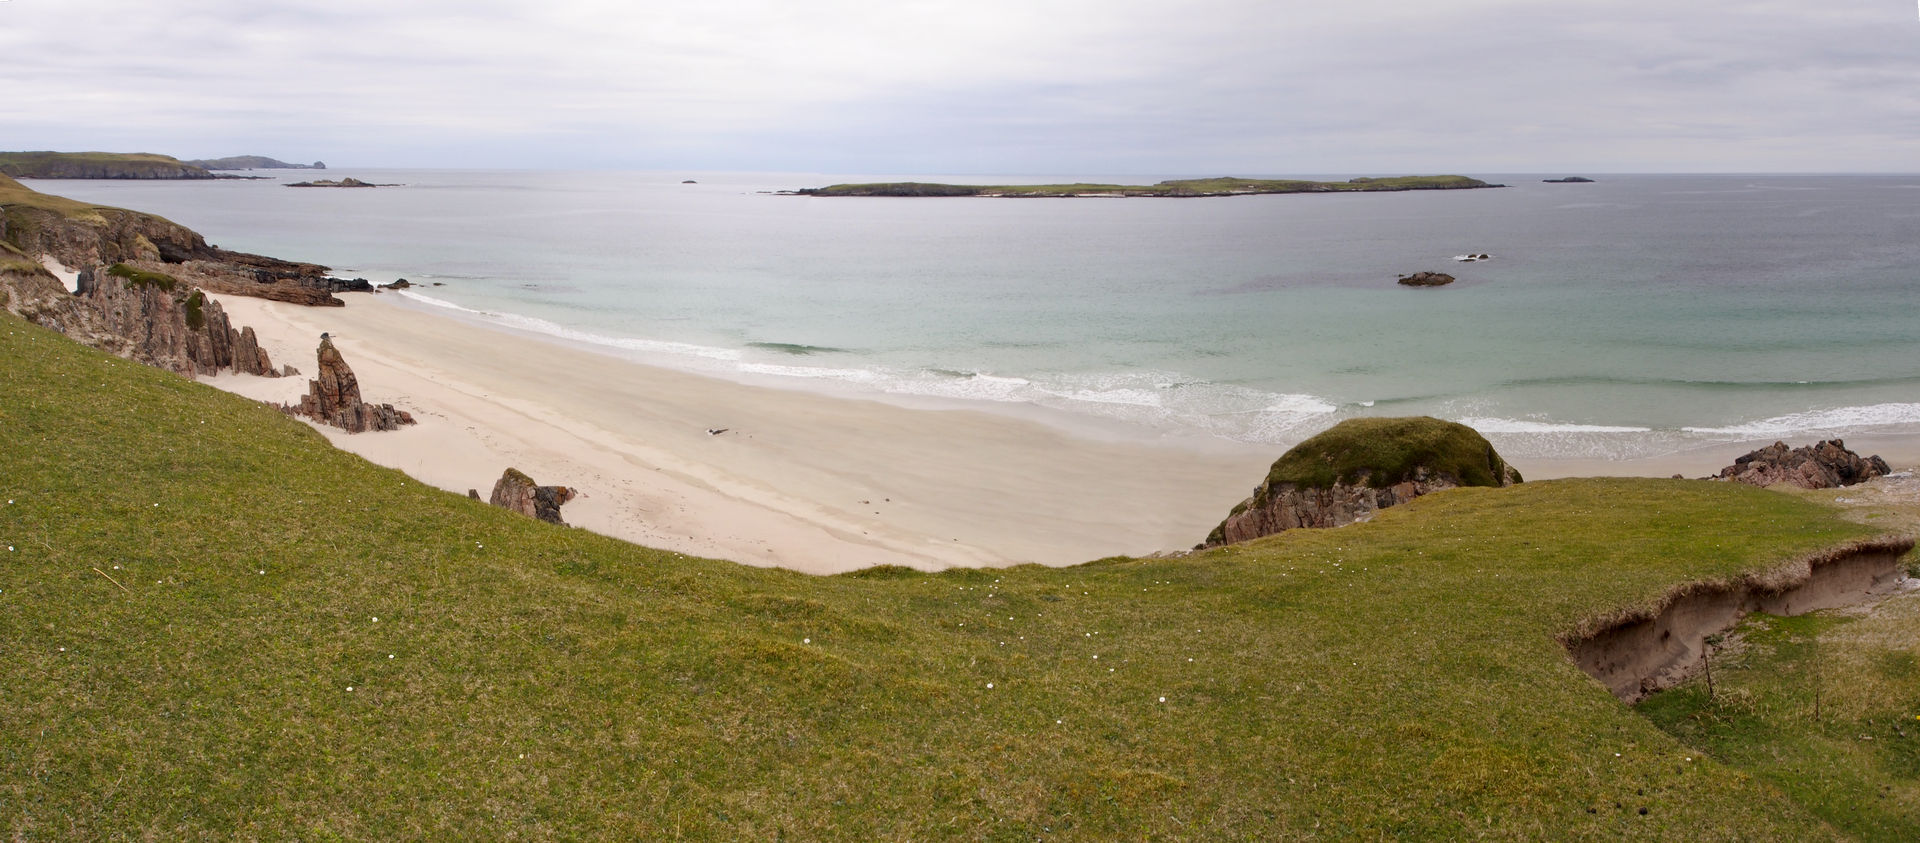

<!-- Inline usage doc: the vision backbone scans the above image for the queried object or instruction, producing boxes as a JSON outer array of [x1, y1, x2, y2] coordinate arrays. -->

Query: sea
[[34, 169, 1920, 460]]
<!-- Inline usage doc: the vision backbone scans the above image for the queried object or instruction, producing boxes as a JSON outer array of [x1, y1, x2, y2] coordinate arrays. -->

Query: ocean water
[[35, 169, 1920, 459]]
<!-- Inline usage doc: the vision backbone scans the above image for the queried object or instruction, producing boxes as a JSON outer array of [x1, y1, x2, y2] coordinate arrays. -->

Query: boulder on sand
[[1716, 440, 1890, 490]]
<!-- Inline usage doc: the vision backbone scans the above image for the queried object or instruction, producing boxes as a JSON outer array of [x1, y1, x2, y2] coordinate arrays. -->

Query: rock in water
[[488, 467, 576, 525], [1203, 417, 1521, 547], [1396, 271, 1456, 287], [281, 337, 414, 432], [1716, 440, 1890, 489]]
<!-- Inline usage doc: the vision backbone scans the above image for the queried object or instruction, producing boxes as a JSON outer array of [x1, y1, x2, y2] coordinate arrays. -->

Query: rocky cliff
[[281, 337, 414, 432], [1, 260, 285, 378], [0, 151, 212, 180], [1717, 440, 1890, 490], [0, 174, 342, 305], [1204, 417, 1521, 547]]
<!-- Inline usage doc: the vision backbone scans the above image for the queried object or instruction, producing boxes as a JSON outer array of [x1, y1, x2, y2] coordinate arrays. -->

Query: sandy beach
[[200, 291, 1920, 575], [205, 292, 1288, 574]]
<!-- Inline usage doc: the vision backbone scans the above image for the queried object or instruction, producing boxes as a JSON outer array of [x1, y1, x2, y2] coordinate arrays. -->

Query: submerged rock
[[488, 467, 576, 525], [1716, 440, 1890, 490], [280, 337, 414, 432], [1203, 417, 1521, 547]]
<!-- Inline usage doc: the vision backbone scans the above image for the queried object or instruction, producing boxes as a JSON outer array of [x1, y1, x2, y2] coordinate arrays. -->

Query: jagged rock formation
[[281, 337, 414, 432], [1396, 271, 1456, 287], [488, 468, 576, 525], [1717, 440, 1890, 490], [2, 259, 282, 378], [0, 173, 342, 306], [1204, 417, 1521, 547]]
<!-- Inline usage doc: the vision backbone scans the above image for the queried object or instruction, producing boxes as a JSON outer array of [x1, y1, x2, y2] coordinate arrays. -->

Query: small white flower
[[388, 654, 395, 659], [986, 682, 994, 689], [803, 638, 810, 644], [347, 686, 354, 692], [1159, 696, 1166, 703]]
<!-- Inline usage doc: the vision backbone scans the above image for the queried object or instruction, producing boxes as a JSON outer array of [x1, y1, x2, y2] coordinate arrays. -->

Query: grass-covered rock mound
[[1206, 416, 1521, 546], [3, 317, 1915, 840]]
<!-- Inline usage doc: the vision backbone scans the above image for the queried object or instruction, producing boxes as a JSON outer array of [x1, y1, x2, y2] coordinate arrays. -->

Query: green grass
[[0, 313, 1911, 839], [1640, 599, 1920, 840], [106, 262, 180, 291], [0, 150, 209, 179], [803, 175, 1497, 197], [1261, 416, 1520, 491]]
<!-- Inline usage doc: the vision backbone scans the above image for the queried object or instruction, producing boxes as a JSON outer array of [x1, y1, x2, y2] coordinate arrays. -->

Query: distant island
[[185, 155, 325, 170], [799, 175, 1502, 197], [285, 178, 395, 188], [1542, 176, 1595, 183], [0, 151, 213, 180]]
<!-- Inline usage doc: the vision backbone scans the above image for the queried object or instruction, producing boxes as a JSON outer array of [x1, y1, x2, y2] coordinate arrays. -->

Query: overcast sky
[[3, 0, 1917, 174]]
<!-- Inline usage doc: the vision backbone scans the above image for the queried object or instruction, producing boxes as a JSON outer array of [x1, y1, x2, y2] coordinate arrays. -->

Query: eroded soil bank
[[1565, 537, 1916, 701]]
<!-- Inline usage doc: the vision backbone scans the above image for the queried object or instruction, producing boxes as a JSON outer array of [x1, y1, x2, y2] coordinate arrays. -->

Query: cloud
[[2, 0, 1917, 171]]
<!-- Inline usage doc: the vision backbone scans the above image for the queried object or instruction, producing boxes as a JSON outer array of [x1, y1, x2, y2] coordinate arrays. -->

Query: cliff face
[[1204, 417, 1522, 547], [0, 174, 341, 305], [0, 151, 212, 180], [1, 262, 284, 378]]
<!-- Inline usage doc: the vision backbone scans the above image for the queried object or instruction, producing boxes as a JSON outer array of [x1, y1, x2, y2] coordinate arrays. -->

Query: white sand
[[39, 256, 79, 292], [202, 292, 1277, 574], [198, 292, 1920, 575]]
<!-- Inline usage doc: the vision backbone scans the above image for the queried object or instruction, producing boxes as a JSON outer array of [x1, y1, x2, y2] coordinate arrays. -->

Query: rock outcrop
[[281, 337, 414, 432], [1204, 417, 1521, 547], [1396, 271, 1456, 287], [488, 468, 576, 525], [2, 259, 283, 378], [1716, 440, 1890, 490], [0, 173, 343, 306]]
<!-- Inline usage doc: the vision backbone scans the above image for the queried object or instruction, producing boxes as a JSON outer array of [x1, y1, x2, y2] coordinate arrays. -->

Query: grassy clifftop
[[803, 175, 1498, 197], [0, 151, 213, 180], [2, 314, 1914, 839]]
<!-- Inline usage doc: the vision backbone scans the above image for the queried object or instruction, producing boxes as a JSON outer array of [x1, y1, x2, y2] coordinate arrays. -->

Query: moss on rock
[[1261, 416, 1520, 492]]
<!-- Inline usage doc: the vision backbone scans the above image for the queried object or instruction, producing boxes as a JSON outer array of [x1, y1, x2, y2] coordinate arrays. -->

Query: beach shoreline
[[200, 291, 1920, 575], [204, 292, 1286, 574]]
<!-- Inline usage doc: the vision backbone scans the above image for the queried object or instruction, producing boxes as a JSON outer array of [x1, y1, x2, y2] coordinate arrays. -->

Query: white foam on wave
[[395, 289, 743, 361], [736, 362, 884, 382], [1681, 402, 1920, 438], [1456, 416, 1653, 434]]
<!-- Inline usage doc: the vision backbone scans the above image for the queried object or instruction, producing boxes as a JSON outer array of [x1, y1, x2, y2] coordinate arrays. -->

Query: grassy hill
[[0, 151, 213, 180], [2, 313, 1916, 839], [802, 175, 1498, 197]]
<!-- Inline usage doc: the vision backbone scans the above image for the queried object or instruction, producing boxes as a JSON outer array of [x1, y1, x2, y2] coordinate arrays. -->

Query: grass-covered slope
[[0, 314, 1907, 839], [0, 150, 213, 179], [803, 175, 1497, 197]]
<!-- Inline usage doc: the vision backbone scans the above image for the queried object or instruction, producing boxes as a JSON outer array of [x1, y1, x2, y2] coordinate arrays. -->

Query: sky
[[2, 0, 1917, 174]]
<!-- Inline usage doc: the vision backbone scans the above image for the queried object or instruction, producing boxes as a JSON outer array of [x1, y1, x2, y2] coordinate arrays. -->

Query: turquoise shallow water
[[35, 170, 1920, 458]]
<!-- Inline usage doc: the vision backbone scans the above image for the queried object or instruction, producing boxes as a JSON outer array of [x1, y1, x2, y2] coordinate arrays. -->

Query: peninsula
[[800, 174, 1500, 197], [185, 155, 326, 170], [0, 150, 212, 180]]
